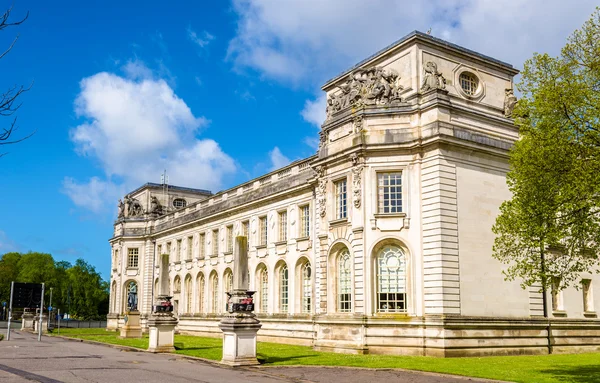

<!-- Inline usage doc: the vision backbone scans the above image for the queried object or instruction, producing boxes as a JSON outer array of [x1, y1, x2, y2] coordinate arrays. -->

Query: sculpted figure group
[[326, 66, 404, 120]]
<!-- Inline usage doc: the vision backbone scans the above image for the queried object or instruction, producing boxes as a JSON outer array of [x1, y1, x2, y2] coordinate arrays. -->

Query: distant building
[[108, 31, 600, 356]]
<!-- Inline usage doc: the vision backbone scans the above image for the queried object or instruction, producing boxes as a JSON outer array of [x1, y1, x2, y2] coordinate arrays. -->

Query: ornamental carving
[[421, 61, 446, 92], [319, 130, 328, 149], [350, 154, 363, 208], [315, 166, 327, 217], [504, 88, 518, 118], [326, 66, 403, 120], [124, 194, 144, 218], [353, 115, 363, 133]]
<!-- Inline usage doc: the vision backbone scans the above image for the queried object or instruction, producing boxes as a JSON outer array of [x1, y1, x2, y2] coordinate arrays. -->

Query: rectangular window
[[551, 277, 563, 311], [127, 248, 139, 268], [378, 172, 403, 214], [226, 225, 233, 253], [278, 211, 287, 242], [199, 233, 205, 258], [212, 229, 219, 256], [187, 236, 193, 260], [300, 205, 310, 237], [583, 279, 594, 312], [259, 216, 267, 246], [242, 220, 250, 246], [176, 239, 182, 262], [335, 179, 347, 219], [166, 242, 172, 262]]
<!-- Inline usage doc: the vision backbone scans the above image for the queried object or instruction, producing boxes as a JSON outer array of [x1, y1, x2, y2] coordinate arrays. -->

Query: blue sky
[[0, 0, 597, 279]]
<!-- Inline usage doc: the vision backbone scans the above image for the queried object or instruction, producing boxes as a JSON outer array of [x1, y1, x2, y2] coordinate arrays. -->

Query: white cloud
[[269, 147, 291, 171], [229, 0, 598, 87], [187, 26, 215, 48], [122, 59, 153, 80], [65, 66, 236, 213], [301, 93, 326, 127]]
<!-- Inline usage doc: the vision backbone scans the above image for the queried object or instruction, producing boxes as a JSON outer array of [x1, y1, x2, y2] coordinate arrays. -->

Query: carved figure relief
[[150, 196, 163, 215], [504, 88, 518, 118], [350, 154, 363, 208], [319, 130, 328, 149], [314, 166, 327, 217], [421, 61, 446, 92], [325, 66, 403, 120], [117, 199, 125, 218], [124, 195, 144, 217]]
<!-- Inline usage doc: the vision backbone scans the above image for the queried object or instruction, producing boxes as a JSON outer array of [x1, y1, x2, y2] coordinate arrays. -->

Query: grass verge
[[51, 328, 600, 383]]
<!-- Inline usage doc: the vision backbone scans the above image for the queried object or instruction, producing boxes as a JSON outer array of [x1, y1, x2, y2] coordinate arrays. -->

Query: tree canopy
[[0, 252, 108, 320], [493, 7, 600, 291]]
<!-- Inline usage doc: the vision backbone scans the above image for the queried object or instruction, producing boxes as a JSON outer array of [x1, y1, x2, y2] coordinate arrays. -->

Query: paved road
[[0, 331, 499, 383]]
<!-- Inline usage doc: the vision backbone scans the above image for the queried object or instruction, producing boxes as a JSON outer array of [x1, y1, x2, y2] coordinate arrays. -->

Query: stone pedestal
[[21, 311, 35, 332], [147, 312, 178, 353], [106, 313, 119, 331], [119, 311, 142, 338], [219, 313, 262, 366], [33, 313, 48, 333]]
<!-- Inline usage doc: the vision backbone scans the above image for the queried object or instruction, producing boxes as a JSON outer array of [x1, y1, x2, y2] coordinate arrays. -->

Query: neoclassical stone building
[[108, 31, 600, 356]]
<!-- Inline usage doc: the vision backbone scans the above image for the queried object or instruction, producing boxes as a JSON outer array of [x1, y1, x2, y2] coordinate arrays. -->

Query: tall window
[[198, 233, 205, 259], [300, 205, 310, 238], [212, 229, 219, 256], [376, 245, 407, 313], [185, 275, 192, 313], [259, 216, 268, 246], [224, 269, 233, 294], [378, 172, 402, 214], [226, 225, 233, 253], [176, 239, 182, 262], [335, 179, 347, 219], [127, 248, 139, 268], [197, 273, 205, 313], [187, 236, 193, 260], [211, 274, 219, 313], [302, 262, 312, 313], [583, 279, 594, 312], [242, 220, 250, 246], [337, 249, 352, 312], [278, 211, 287, 242], [279, 265, 289, 313], [260, 267, 268, 313], [551, 277, 563, 311], [166, 242, 172, 262]]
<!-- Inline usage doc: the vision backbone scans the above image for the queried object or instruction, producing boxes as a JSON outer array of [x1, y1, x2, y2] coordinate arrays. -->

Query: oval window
[[459, 72, 479, 96], [173, 198, 187, 208]]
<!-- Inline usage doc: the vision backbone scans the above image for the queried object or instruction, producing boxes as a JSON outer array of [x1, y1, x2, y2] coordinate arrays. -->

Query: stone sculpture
[[150, 196, 163, 215], [421, 61, 446, 92], [325, 66, 403, 120], [504, 88, 518, 118], [117, 199, 125, 218], [125, 195, 144, 217], [314, 166, 327, 217], [350, 154, 363, 208], [127, 281, 138, 311]]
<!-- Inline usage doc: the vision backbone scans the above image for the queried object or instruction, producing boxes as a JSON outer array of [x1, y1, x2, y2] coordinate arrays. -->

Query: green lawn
[[50, 328, 600, 383]]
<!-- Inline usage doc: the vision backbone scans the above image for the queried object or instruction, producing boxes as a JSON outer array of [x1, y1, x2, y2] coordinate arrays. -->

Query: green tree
[[493, 8, 600, 295], [66, 259, 109, 320], [0, 252, 21, 303]]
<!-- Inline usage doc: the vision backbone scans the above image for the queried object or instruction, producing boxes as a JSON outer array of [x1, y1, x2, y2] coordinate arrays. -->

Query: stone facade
[[108, 31, 600, 356]]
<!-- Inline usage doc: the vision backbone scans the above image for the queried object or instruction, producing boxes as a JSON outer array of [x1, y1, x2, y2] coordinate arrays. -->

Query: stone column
[[21, 309, 35, 332], [219, 236, 262, 366]]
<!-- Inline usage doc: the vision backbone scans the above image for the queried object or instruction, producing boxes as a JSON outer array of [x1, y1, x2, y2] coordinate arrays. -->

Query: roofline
[[126, 182, 213, 197], [322, 30, 519, 90]]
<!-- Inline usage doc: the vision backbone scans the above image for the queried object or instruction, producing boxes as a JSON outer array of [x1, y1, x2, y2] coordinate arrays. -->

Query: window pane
[[378, 173, 402, 214], [376, 245, 407, 313], [337, 249, 352, 312]]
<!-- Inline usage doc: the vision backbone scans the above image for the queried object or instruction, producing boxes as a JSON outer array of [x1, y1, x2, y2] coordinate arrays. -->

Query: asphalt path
[[0, 331, 501, 383]]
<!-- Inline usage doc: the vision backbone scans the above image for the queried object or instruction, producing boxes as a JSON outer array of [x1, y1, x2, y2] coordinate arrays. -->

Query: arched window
[[211, 273, 219, 313], [279, 264, 289, 313], [301, 262, 311, 313], [184, 275, 192, 314], [111, 281, 117, 313], [197, 273, 205, 313], [224, 269, 233, 294], [338, 249, 352, 312], [259, 266, 268, 313], [124, 280, 138, 312], [376, 245, 407, 313], [173, 276, 181, 293]]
